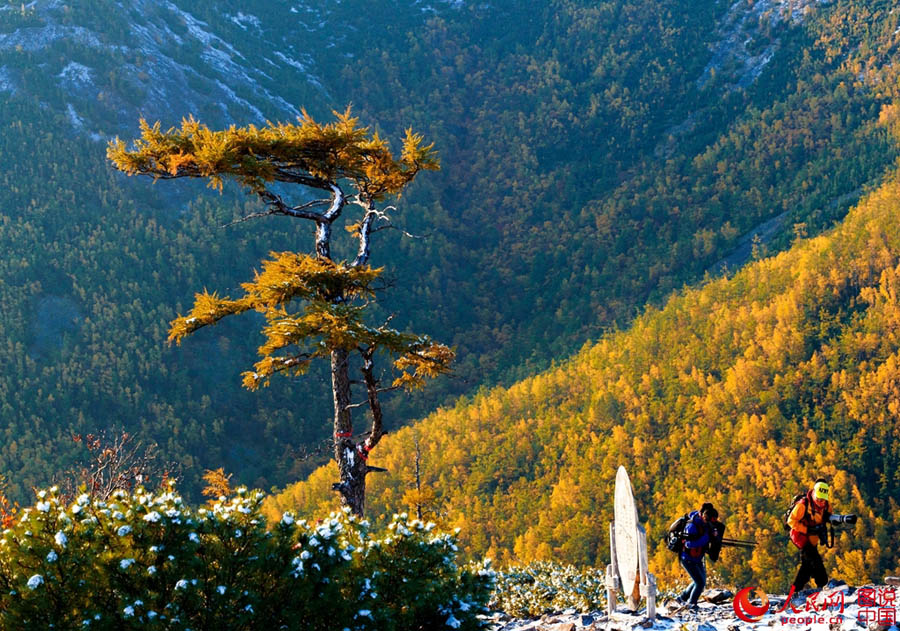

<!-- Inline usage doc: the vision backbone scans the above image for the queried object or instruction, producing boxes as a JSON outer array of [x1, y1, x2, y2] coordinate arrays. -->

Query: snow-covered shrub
[[490, 561, 606, 618], [354, 514, 495, 630], [0, 486, 492, 630]]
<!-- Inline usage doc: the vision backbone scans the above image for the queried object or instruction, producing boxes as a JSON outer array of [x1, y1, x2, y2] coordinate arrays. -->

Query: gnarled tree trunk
[[330, 348, 366, 515]]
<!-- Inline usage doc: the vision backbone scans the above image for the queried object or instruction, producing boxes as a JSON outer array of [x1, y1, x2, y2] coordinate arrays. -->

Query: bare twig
[[221, 211, 275, 228], [56, 431, 179, 502], [371, 224, 432, 239], [344, 382, 403, 410], [257, 190, 332, 221], [359, 347, 386, 452], [413, 433, 422, 520], [288, 435, 335, 463]]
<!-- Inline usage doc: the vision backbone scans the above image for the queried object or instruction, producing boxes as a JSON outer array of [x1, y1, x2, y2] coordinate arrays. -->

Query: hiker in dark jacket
[[677, 503, 721, 609]]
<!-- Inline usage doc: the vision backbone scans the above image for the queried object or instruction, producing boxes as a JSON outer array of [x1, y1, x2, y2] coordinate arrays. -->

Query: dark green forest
[[2, 0, 900, 502]]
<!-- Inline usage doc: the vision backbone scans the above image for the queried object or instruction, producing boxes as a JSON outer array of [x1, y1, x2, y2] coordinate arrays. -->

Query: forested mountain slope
[[266, 170, 900, 592], [357, 0, 900, 388], [3, 0, 900, 499]]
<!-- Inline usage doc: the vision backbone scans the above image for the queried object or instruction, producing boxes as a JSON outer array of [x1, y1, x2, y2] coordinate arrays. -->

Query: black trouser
[[792, 543, 827, 591]]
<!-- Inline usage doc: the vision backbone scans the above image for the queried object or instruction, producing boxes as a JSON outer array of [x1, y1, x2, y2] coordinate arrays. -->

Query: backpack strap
[[796, 495, 809, 525]]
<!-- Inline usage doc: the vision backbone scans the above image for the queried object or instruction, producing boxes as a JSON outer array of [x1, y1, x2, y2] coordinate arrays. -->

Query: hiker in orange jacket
[[787, 479, 832, 593]]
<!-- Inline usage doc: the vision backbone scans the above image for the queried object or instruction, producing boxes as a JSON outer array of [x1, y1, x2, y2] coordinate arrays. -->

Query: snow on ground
[[58, 62, 93, 85], [486, 584, 900, 631], [0, 24, 106, 53], [697, 0, 831, 90], [0, 66, 13, 93], [230, 12, 262, 31]]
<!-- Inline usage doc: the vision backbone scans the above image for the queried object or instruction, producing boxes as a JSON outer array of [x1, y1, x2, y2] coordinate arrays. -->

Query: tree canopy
[[107, 109, 438, 198]]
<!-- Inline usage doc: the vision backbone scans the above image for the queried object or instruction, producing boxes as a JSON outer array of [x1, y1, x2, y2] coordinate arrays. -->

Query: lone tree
[[108, 109, 453, 515]]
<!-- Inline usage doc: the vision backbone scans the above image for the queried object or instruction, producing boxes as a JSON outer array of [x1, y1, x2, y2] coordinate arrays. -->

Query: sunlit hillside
[[266, 169, 900, 592]]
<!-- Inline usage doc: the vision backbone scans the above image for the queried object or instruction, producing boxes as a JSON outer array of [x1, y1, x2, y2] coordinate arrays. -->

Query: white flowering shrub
[[354, 514, 495, 631], [0, 486, 493, 630], [490, 561, 607, 618]]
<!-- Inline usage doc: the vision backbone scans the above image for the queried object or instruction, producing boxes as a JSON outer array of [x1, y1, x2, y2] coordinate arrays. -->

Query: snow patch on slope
[[164, 1, 240, 55], [698, 0, 831, 90], [0, 66, 14, 93], [64, 103, 103, 141], [213, 79, 266, 122], [0, 24, 106, 52], [58, 62, 93, 86], [657, 0, 829, 156], [0, 0, 325, 132], [0, 0, 470, 137], [274, 51, 309, 72], [230, 12, 261, 31]]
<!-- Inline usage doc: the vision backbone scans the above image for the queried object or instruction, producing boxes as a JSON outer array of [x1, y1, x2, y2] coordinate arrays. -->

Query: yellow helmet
[[813, 481, 830, 502]]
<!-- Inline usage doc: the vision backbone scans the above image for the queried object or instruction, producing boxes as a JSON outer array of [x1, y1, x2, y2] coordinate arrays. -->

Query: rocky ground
[[485, 583, 900, 631]]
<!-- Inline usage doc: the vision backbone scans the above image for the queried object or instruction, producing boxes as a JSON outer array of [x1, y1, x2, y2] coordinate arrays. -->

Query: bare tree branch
[[353, 198, 379, 268], [316, 184, 346, 259], [272, 169, 334, 190], [221, 212, 273, 228], [288, 435, 334, 464], [55, 431, 178, 502], [322, 183, 346, 222], [359, 347, 386, 454], [413, 433, 423, 520], [344, 383, 403, 410], [353, 202, 431, 266], [371, 224, 433, 239], [257, 190, 330, 221]]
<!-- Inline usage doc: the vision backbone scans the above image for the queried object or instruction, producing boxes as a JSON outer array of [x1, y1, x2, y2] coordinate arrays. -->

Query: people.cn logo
[[733, 586, 770, 622]]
